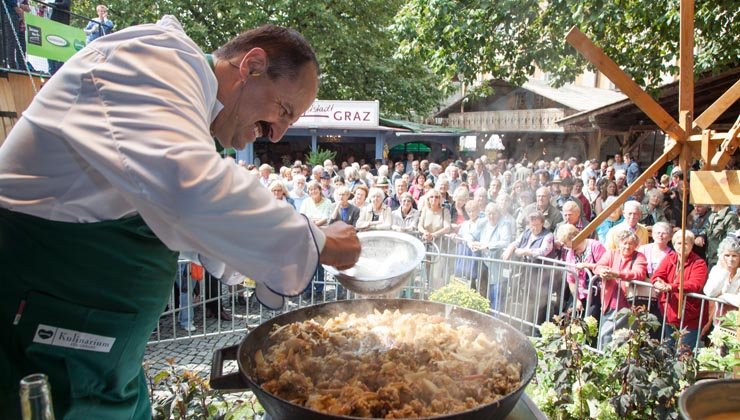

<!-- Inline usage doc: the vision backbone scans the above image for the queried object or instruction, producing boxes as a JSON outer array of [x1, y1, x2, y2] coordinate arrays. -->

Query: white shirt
[[703, 265, 740, 309], [0, 16, 324, 308]]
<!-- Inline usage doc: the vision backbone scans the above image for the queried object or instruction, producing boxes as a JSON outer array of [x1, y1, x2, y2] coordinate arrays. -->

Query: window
[[515, 92, 527, 110]]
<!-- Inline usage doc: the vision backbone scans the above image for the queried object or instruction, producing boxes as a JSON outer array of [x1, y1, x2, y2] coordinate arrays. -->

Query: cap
[[375, 176, 390, 186], [320, 171, 331, 179]]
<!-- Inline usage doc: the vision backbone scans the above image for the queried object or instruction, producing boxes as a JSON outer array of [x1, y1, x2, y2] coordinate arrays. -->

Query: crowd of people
[[244, 151, 740, 350]]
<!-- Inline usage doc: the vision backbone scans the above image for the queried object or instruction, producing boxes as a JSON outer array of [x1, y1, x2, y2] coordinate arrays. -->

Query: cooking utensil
[[323, 231, 425, 295], [679, 378, 740, 419], [210, 298, 538, 420]]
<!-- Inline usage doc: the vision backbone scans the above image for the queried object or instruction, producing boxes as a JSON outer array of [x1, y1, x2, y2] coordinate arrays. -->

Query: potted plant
[[529, 307, 697, 419], [146, 358, 263, 419], [304, 147, 336, 167], [429, 280, 491, 313], [696, 311, 740, 379]]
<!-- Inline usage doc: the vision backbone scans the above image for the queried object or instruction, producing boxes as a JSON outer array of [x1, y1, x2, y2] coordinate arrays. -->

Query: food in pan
[[254, 309, 521, 418]]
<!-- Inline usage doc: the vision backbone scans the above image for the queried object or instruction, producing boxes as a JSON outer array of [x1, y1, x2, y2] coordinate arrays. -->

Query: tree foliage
[[393, 0, 740, 92], [71, 0, 444, 119]]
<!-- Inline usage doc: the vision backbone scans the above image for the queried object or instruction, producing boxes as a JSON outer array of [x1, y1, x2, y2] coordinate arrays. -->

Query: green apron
[[0, 207, 178, 419]]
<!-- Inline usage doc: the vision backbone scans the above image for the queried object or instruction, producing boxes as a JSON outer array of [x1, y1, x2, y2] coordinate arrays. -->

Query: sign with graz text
[[293, 100, 379, 129]]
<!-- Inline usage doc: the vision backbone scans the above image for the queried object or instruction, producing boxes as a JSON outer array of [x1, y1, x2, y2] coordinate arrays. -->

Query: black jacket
[[51, 0, 72, 24]]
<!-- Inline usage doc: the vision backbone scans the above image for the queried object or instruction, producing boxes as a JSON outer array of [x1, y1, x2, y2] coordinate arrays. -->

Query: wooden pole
[[573, 143, 680, 244], [676, 0, 695, 315], [678, 131, 690, 315], [566, 27, 686, 142]]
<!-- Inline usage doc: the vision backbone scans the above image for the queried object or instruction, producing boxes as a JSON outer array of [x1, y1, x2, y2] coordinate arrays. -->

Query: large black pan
[[210, 299, 537, 420]]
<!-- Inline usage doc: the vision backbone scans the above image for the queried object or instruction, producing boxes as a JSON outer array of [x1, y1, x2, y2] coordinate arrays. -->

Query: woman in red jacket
[[651, 230, 709, 351]]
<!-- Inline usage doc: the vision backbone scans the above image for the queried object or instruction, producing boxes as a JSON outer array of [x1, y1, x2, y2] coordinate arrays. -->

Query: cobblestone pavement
[[144, 330, 244, 378], [144, 285, 347, 377]]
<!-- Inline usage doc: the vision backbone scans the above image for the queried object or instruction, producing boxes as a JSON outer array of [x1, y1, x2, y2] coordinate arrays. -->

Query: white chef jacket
[[0, 16, 324, 308]]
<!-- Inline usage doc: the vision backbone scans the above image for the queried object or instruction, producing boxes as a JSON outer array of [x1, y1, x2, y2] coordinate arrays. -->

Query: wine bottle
[[19, 373, 55, 420]]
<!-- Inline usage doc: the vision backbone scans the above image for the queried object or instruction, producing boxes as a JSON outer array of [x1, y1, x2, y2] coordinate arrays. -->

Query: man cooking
[[0, 16, 360, 419]]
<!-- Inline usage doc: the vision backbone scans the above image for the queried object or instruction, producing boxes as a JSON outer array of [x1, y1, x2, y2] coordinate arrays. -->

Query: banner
[[293, 100, 380, 129], [24, 13, 86, 62]]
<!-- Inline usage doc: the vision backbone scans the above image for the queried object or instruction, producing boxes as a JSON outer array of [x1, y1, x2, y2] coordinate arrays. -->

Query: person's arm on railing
[[502, 232, 523, 261], [84, 20, 96, 35], [617, 253, 647, 294], [488, 220, 513, 251], [650, 253, 672, 293], [373, 206, 392, 231]]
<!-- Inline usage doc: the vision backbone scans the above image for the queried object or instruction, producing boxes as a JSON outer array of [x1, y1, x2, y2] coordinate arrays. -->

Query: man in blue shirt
[[84, 4, 114, 44], [624, 152, 641, 185]]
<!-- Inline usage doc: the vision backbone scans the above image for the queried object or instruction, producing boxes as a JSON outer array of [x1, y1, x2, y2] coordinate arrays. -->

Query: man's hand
[[320, 222, 360, 270]]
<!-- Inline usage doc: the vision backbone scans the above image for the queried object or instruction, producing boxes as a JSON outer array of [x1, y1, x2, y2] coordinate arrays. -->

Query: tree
[[71, 0, 444, 119], [393, 0, 740, 92]]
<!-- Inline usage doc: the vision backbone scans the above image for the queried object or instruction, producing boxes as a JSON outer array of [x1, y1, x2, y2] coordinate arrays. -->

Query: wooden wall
[[0, 71, 47, 146]]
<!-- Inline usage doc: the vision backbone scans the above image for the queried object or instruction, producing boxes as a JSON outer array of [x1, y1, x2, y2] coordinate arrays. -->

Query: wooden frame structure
[[569, 0, 739, 311]]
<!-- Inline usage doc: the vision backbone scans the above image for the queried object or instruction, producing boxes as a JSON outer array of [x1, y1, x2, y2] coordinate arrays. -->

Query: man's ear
[[238, 48, 268, 80]]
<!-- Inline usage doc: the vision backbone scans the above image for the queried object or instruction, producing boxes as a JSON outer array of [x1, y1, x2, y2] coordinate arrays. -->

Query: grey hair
[[268, 180, 289, 195], [528, 210, 545, 222], [648, 189, 664, 200], [562, 200, 581, 214], [623, 200, 642, 214], [306, 180, 321, 191], [484, 202, 500, 219], [344, 166, 359, 181], [367, 187, 385, 201], [615, 229, 639, 245], [718, 237, 740, 256], [652, 221, 671, 233]]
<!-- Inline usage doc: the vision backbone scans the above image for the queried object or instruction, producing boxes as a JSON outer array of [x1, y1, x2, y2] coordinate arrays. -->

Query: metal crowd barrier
[[561, 268, 735, 353], [148, 243, 738, 351]]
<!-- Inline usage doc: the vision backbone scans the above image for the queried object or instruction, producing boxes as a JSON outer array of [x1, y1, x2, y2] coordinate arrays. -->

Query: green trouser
[[0, 208, 178, 419]]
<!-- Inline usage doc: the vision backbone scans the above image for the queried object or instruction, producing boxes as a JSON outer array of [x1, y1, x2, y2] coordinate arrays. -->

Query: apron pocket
[[16, 291, 140, 399]]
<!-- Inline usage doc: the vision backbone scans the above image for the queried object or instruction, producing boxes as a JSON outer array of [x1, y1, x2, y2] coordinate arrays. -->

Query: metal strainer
[[323, 231, 425, 295]]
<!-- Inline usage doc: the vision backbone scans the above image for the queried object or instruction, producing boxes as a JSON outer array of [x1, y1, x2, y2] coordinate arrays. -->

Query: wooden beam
[[626, 131, 653, 156], [566, 27, 686, 142], [688, 132, 730, 143], [700, 129, 715, 166], [573, 142, 681, 244], [691, 171, 740, 205], [710, 115, 740, 169], [693, 78, 740, 130]]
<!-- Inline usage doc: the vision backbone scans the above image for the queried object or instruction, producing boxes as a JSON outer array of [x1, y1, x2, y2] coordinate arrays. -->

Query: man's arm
[[42, 29, 345, 296]]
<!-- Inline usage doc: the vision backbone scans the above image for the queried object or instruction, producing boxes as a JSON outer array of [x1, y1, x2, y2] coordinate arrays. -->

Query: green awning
[[390, 142, 431, 153], [380, 117, 469, 134]]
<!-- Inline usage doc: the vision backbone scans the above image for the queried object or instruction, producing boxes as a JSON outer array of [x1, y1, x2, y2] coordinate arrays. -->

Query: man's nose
[[269, 122, 290, 143]]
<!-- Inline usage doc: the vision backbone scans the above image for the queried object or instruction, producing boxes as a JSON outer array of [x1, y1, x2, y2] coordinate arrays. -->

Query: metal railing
[[148, 239, 738, 355]]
